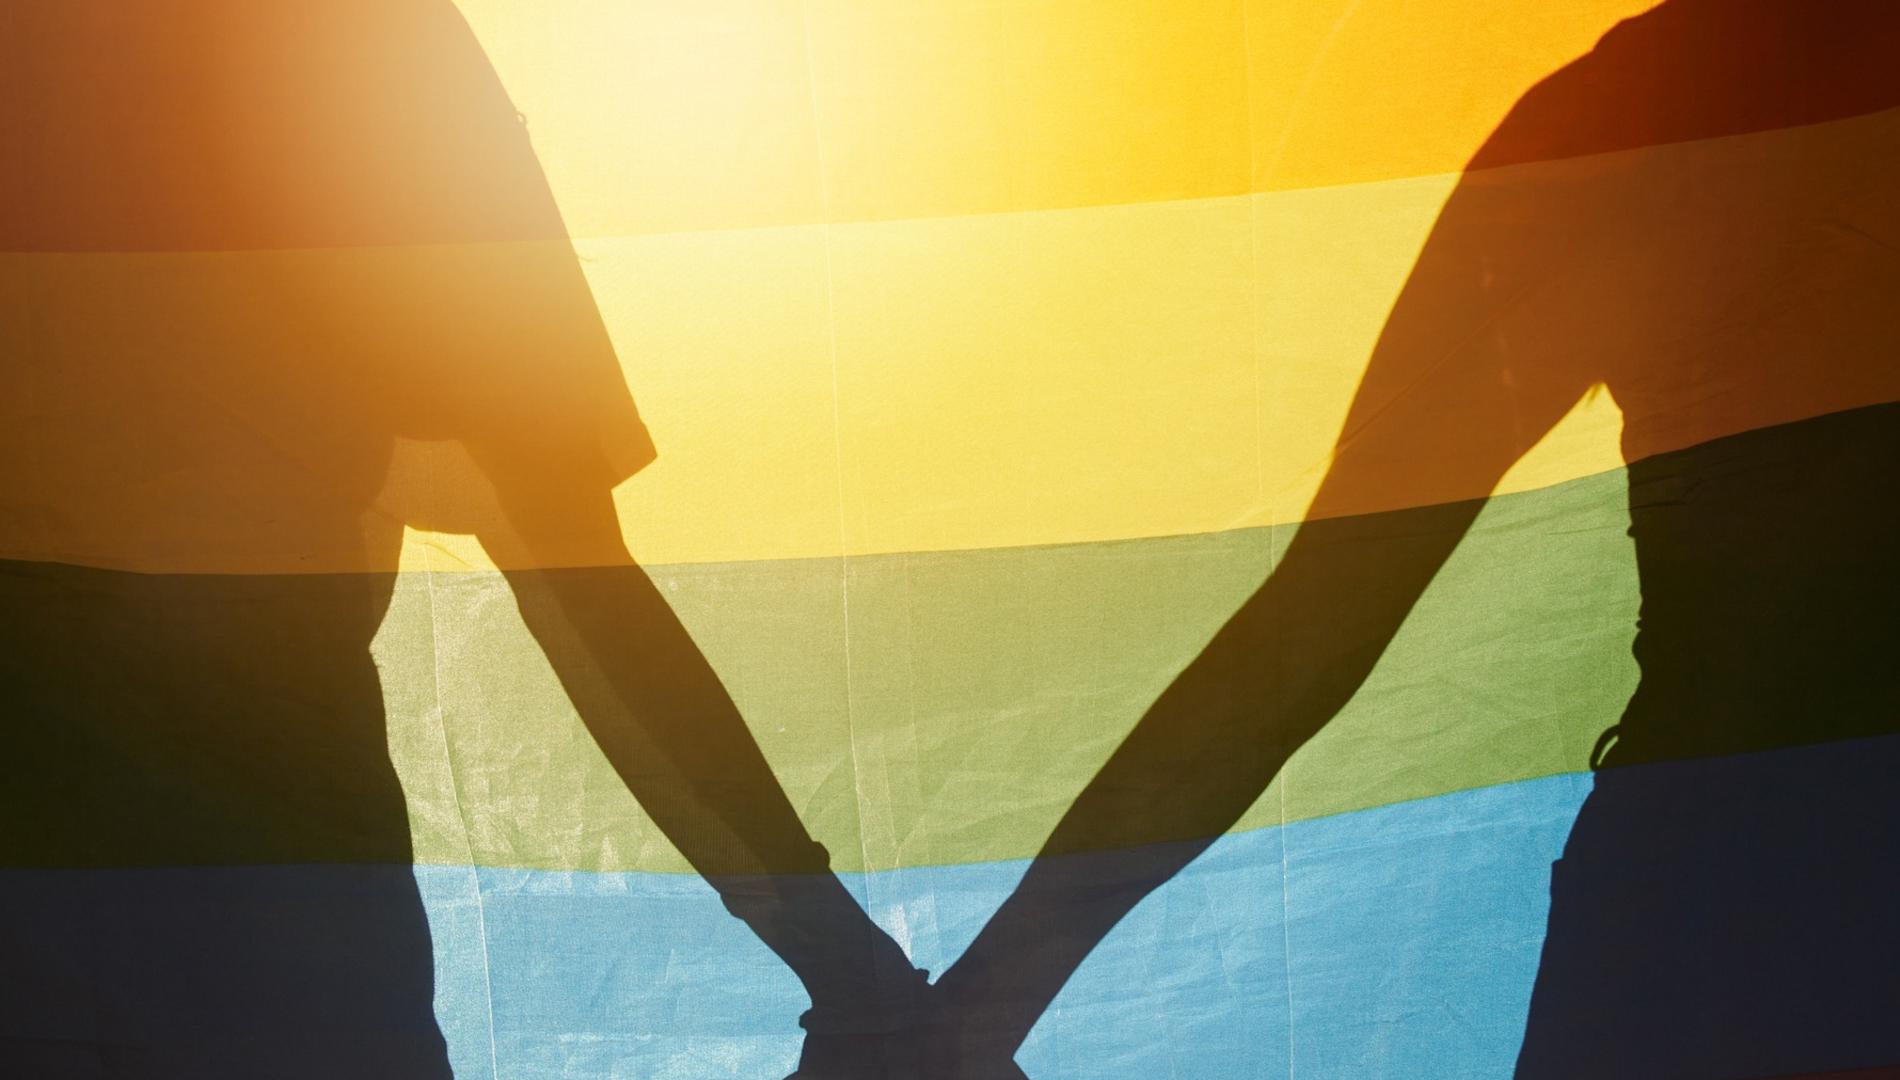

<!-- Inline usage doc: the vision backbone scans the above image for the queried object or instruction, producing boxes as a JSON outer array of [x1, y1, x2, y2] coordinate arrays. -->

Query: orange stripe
[[12, 1, 1898, 250]]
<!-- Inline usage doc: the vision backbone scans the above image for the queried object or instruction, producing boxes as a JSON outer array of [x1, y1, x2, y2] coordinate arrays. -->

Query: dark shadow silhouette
[[925, 3, 1900, 1076], [0, 4, 919, 1076]]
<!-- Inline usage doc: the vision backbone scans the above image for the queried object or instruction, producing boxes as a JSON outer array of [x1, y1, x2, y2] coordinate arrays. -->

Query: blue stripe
[[420, 773, 1593, 1078], [11, 737, 1895, 1076]]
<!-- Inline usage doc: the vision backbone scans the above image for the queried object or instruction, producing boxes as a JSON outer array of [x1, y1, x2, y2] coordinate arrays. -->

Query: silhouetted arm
[[931, 171, 1599, 1066], [472, 468, 930, 1043], [467, 470, 818, 879]]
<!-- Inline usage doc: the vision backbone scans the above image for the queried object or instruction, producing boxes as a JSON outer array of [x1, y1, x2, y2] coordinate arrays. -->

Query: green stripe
[[11, 403, 1896, 875], [377, 463, 1642, 874]]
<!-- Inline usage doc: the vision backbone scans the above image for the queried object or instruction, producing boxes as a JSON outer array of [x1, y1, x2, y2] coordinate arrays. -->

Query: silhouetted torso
[[1, 3, 648, 1074], [927, 6, 1900, 1076], [1394, 4, 1900, 1072], [1415, 0, 1900, 762], [2, 0, 652, 850]]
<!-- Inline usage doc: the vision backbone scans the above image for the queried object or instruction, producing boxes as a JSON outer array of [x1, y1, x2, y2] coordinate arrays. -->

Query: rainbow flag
[[4, 1, 1897, 1076]]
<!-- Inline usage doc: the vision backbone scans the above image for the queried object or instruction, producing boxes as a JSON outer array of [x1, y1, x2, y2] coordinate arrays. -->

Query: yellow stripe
[[8, 107, 1895, 573]]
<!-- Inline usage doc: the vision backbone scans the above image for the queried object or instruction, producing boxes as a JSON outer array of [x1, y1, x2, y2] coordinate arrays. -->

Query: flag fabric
[[4, 2, 1897, 1077]]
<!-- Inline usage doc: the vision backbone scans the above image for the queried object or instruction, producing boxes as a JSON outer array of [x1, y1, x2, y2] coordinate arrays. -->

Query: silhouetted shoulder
[[0, 0, 575, 251], [0, 0, 653, 573], [1468, 0, 1900, 173]]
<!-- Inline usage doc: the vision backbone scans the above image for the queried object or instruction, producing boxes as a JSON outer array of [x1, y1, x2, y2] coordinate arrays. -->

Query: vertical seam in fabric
[[416, 451, 504, 1080], [1277, 774, 1297, 1080], [799, 0, 883, 919], [1241, 3, 1299, 1075]]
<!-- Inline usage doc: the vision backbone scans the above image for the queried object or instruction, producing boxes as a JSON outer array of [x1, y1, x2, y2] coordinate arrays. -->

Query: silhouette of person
[[919, 3, 1900, 1075], [0, 4, 921, 1076]]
